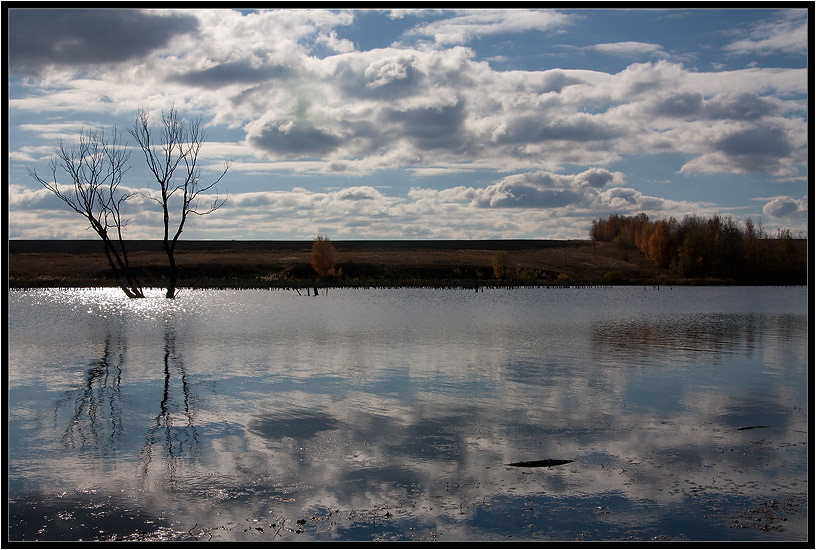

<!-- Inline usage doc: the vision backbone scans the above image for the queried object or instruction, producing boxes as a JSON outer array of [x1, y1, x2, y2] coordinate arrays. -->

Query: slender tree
[[129, 107, 230, 298], [28, 128, 145, 298]]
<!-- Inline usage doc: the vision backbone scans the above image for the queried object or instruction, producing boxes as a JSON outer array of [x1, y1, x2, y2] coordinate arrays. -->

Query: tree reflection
[[50, 311, 201, 486], [139, 319, 200, 486], [54, 329, 125, 459]]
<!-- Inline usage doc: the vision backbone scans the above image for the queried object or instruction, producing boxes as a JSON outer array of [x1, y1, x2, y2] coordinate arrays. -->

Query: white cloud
[[404, 9, 573, 45], [316, 30, 357, 54], [7, 9, 809, 240], [9, 11, 808, 180], [762, 196, 808, 219], [725, 9, 808, 55], [588, 41, 669, 59], [8, 167, 714, 241]]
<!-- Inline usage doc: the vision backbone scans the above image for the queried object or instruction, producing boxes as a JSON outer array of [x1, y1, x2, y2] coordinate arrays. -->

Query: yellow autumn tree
[[311, 235, 337, 277], [492, 250, 512, 279], [647, 220, 673, 269]]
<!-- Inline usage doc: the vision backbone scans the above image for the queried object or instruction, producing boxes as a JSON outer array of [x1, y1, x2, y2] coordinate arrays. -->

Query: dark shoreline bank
[[7, 239, 808, 289], [8, 239, 585, 254]]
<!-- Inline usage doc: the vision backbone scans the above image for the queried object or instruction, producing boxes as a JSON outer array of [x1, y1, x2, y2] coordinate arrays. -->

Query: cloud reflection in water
[[7, 287, 808, 541]]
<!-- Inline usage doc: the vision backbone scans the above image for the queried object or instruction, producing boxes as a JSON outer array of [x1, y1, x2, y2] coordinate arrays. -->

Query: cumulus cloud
[[494, 113, 624, 145], [250, 121, 343, 157], [315, 30, 356, 54], [170, 61, 294, 89], [702, 92, 779, 120], [762, 196, 808, 219], [6, 9, 809, 239], [647, 92, 704, 118], [331, 49, 426, 100], [7, 9, 198, 76], [715, 124, 792, 161], [8, 183, 66, 211], [384, 100, 469, 152], [680, 123, 798, 176], [470, 168, 624, 209], [8, 12, 808, 179], [9, 167, 707, 241], [479, 183, 583, 209]]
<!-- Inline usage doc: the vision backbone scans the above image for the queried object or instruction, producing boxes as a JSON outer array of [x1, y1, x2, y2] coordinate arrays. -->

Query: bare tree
[[129, 106, 230, 298], [28, 128, 145, 298]]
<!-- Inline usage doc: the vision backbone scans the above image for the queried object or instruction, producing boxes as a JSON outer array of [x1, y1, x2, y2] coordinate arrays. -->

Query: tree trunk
[[164, 243, 178, 299], [100, 235, 144, 298]]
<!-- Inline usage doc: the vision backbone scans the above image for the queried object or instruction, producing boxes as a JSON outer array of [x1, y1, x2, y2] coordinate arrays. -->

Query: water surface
[[7, 286, 809, 541]]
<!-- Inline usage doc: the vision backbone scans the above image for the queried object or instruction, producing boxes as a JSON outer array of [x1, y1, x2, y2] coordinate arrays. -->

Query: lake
[[6, 286, 809, 542]]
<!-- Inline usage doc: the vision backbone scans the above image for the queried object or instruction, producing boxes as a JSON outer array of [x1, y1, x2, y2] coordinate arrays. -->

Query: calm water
[[7, 286, 809, 541]]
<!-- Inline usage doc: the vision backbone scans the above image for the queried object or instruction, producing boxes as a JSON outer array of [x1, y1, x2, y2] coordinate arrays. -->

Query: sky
[[5, 7, 810, 240]]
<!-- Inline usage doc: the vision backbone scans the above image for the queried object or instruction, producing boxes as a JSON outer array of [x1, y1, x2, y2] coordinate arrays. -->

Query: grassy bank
[[6, 239, 807, 291]]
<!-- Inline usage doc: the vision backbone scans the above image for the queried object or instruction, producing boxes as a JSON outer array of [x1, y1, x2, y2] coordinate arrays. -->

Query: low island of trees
[[590, 213, 806, 285]]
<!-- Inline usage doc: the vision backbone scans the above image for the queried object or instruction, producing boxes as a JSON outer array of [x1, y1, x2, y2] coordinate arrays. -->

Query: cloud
[[6, 9, 809, 240], [580, 167, 622, 189], [608, 60, 690, 98], [250, 121, 342, 157], [725, 9, 808, 55], [315, 30, 356, 54], [404, 9, 572, 45], [335, 186, 383, 201], [409, 168, 627, 211], [703, 92, 778, 120], [588, 41, 669, 59], [8, 183, 68, 211], [478, 183, 584, 209], [495, 113, 624, 145], [330, 49, 426, 101], [713, 124, 794, 172], [679, 120, 800, 176], [8, 9, 807, 180], [647, 92, 704, 118], [716, 125, 792, 158], [170, 61, 294, 89], [762, 196, 807, 219], [10, 167, 709, 241], [383, 100, 469, 152], [7, 8, 198, 76]]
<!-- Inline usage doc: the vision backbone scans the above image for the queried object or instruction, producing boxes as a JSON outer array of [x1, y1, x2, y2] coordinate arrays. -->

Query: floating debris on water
[[507, 459, 573, 468]]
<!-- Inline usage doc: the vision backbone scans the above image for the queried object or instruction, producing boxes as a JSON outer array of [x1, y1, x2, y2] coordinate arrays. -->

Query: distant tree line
[[590, 213, 806, 284]]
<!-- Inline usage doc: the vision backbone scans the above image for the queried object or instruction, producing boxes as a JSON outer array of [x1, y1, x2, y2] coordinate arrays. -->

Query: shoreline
[[7, 239, 808, 289]]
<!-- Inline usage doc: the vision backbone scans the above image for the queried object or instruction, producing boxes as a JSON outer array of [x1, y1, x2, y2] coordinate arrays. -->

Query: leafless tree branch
[[128, 106, 230, 298]]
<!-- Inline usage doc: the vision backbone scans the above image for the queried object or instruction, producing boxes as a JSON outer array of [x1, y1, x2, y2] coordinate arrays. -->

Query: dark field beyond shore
[[7, 239, 807, 290]]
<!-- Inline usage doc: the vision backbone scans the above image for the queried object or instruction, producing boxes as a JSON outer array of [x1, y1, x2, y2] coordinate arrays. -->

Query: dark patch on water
[[507, 459, 573, 468], [466, 492, 806, 541], [8, 490, 178, 541], [249, 410, 340, 440]]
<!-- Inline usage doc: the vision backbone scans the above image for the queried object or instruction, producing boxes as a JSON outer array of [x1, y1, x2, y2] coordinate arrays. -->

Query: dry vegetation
[[8, 239, 663, 289]]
